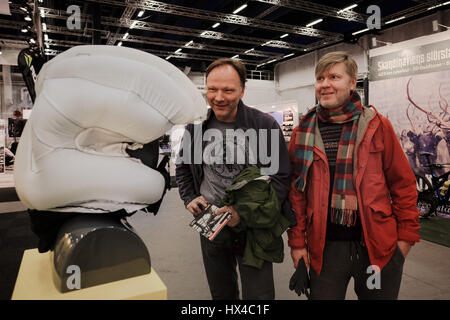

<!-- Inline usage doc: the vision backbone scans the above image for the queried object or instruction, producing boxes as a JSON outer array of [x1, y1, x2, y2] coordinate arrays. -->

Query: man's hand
[[290, 247, 310, 270], [216, 205, 240, 227], [397, 240, 412, 259], [186, 196, 208, 216]]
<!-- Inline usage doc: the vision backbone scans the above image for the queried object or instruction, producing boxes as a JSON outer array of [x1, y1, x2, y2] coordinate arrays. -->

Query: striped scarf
[[293, 92, 363, 227]]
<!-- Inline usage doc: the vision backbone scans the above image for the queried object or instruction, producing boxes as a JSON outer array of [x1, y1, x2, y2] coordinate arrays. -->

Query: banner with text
[[369, 36, 450, 215], [369, 38, 450, 81]]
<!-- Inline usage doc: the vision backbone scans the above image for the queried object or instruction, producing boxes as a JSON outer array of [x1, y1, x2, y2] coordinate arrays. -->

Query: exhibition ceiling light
[[231, 54, 239, 58], [385, 16, 405, 24], [352, 28, 369, 35], [175, 48, 182, 53], [233, 4, 248, 14], [306, 19, 323, 28], [22, 0, 434, 72], [337, 4, 357, 14], [352, 14, 404, 37], [117, 41, 122, 46], [428, 1, 450, 10]]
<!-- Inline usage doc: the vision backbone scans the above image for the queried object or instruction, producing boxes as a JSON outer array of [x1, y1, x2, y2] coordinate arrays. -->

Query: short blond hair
[[315, 51, 358, 80]]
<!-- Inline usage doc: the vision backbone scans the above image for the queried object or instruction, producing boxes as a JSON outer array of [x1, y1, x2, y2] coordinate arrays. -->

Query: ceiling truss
[[6, 0, 449, 72], [85, 0, 343, 39], [251, 0, 368, 23]]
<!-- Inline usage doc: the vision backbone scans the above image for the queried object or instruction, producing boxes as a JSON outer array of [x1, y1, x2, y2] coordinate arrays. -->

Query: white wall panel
[[243, 79, 279, 108], [279, 85, 316, 115], [276, 52, 316, 92]]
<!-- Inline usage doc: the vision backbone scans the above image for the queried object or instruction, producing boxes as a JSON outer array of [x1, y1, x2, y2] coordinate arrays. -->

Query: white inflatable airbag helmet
[[14, 45, 207, 213]]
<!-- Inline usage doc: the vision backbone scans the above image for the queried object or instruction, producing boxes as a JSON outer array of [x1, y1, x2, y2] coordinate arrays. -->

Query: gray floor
[[127, 188, 450, 300]]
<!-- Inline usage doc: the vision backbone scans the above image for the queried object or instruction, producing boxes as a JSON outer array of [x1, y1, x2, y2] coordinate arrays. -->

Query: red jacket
[[287, 106, 420, 275]]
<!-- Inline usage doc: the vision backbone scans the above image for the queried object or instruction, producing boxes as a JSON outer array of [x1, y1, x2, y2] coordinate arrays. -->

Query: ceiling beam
[[46, 34, 278, 58], [106, 0, 143, 45], [85, 0, 343, 39], [0, 37, 29, 49], [255, 5, 280, 19], [32, 6, 309, 51], [382, 1, 445, 23], [122, 35, 279, 57], [251, 0, 367, 23], [0, 18, 27, 30], [43, 46, 259, 65], [102, 17, 308, 51]]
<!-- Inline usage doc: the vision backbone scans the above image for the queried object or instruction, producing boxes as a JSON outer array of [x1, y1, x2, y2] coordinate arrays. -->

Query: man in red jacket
[[287, 51, 420, 299]]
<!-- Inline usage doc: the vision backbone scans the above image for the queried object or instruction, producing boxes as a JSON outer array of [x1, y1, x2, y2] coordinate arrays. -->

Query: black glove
[[289, 259, 310, 299]]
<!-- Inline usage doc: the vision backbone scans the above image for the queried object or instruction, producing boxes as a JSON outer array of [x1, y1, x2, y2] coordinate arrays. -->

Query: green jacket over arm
[[221, 167, 291, 269]]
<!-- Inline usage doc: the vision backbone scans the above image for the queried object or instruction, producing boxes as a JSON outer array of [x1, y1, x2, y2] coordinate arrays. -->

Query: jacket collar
[[355, 105, 377, 147]]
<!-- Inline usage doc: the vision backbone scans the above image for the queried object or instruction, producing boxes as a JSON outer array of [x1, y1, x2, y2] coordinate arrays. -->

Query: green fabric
[[220, 167, 291, 269], [419, 216, 450, 248]]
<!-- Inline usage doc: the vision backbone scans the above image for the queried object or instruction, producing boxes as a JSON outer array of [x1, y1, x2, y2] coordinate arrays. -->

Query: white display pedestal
[[12, 249, 167, 300]]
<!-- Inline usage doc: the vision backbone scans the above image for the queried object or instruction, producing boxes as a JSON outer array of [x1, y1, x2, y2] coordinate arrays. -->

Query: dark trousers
[[309, 241, 405, 300], [200, 229, 275, 300]]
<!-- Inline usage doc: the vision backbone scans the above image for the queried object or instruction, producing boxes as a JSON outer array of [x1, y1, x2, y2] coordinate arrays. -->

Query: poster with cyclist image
[[369, 34, 450, 216]]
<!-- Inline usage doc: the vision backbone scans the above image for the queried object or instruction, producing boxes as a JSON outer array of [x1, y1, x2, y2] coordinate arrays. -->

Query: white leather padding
[[14, 45, 207, 213]]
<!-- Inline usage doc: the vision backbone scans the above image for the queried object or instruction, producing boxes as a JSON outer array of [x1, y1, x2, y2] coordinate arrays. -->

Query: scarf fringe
[[330, 208, 358, 227], [294, 176, 306, 192]]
